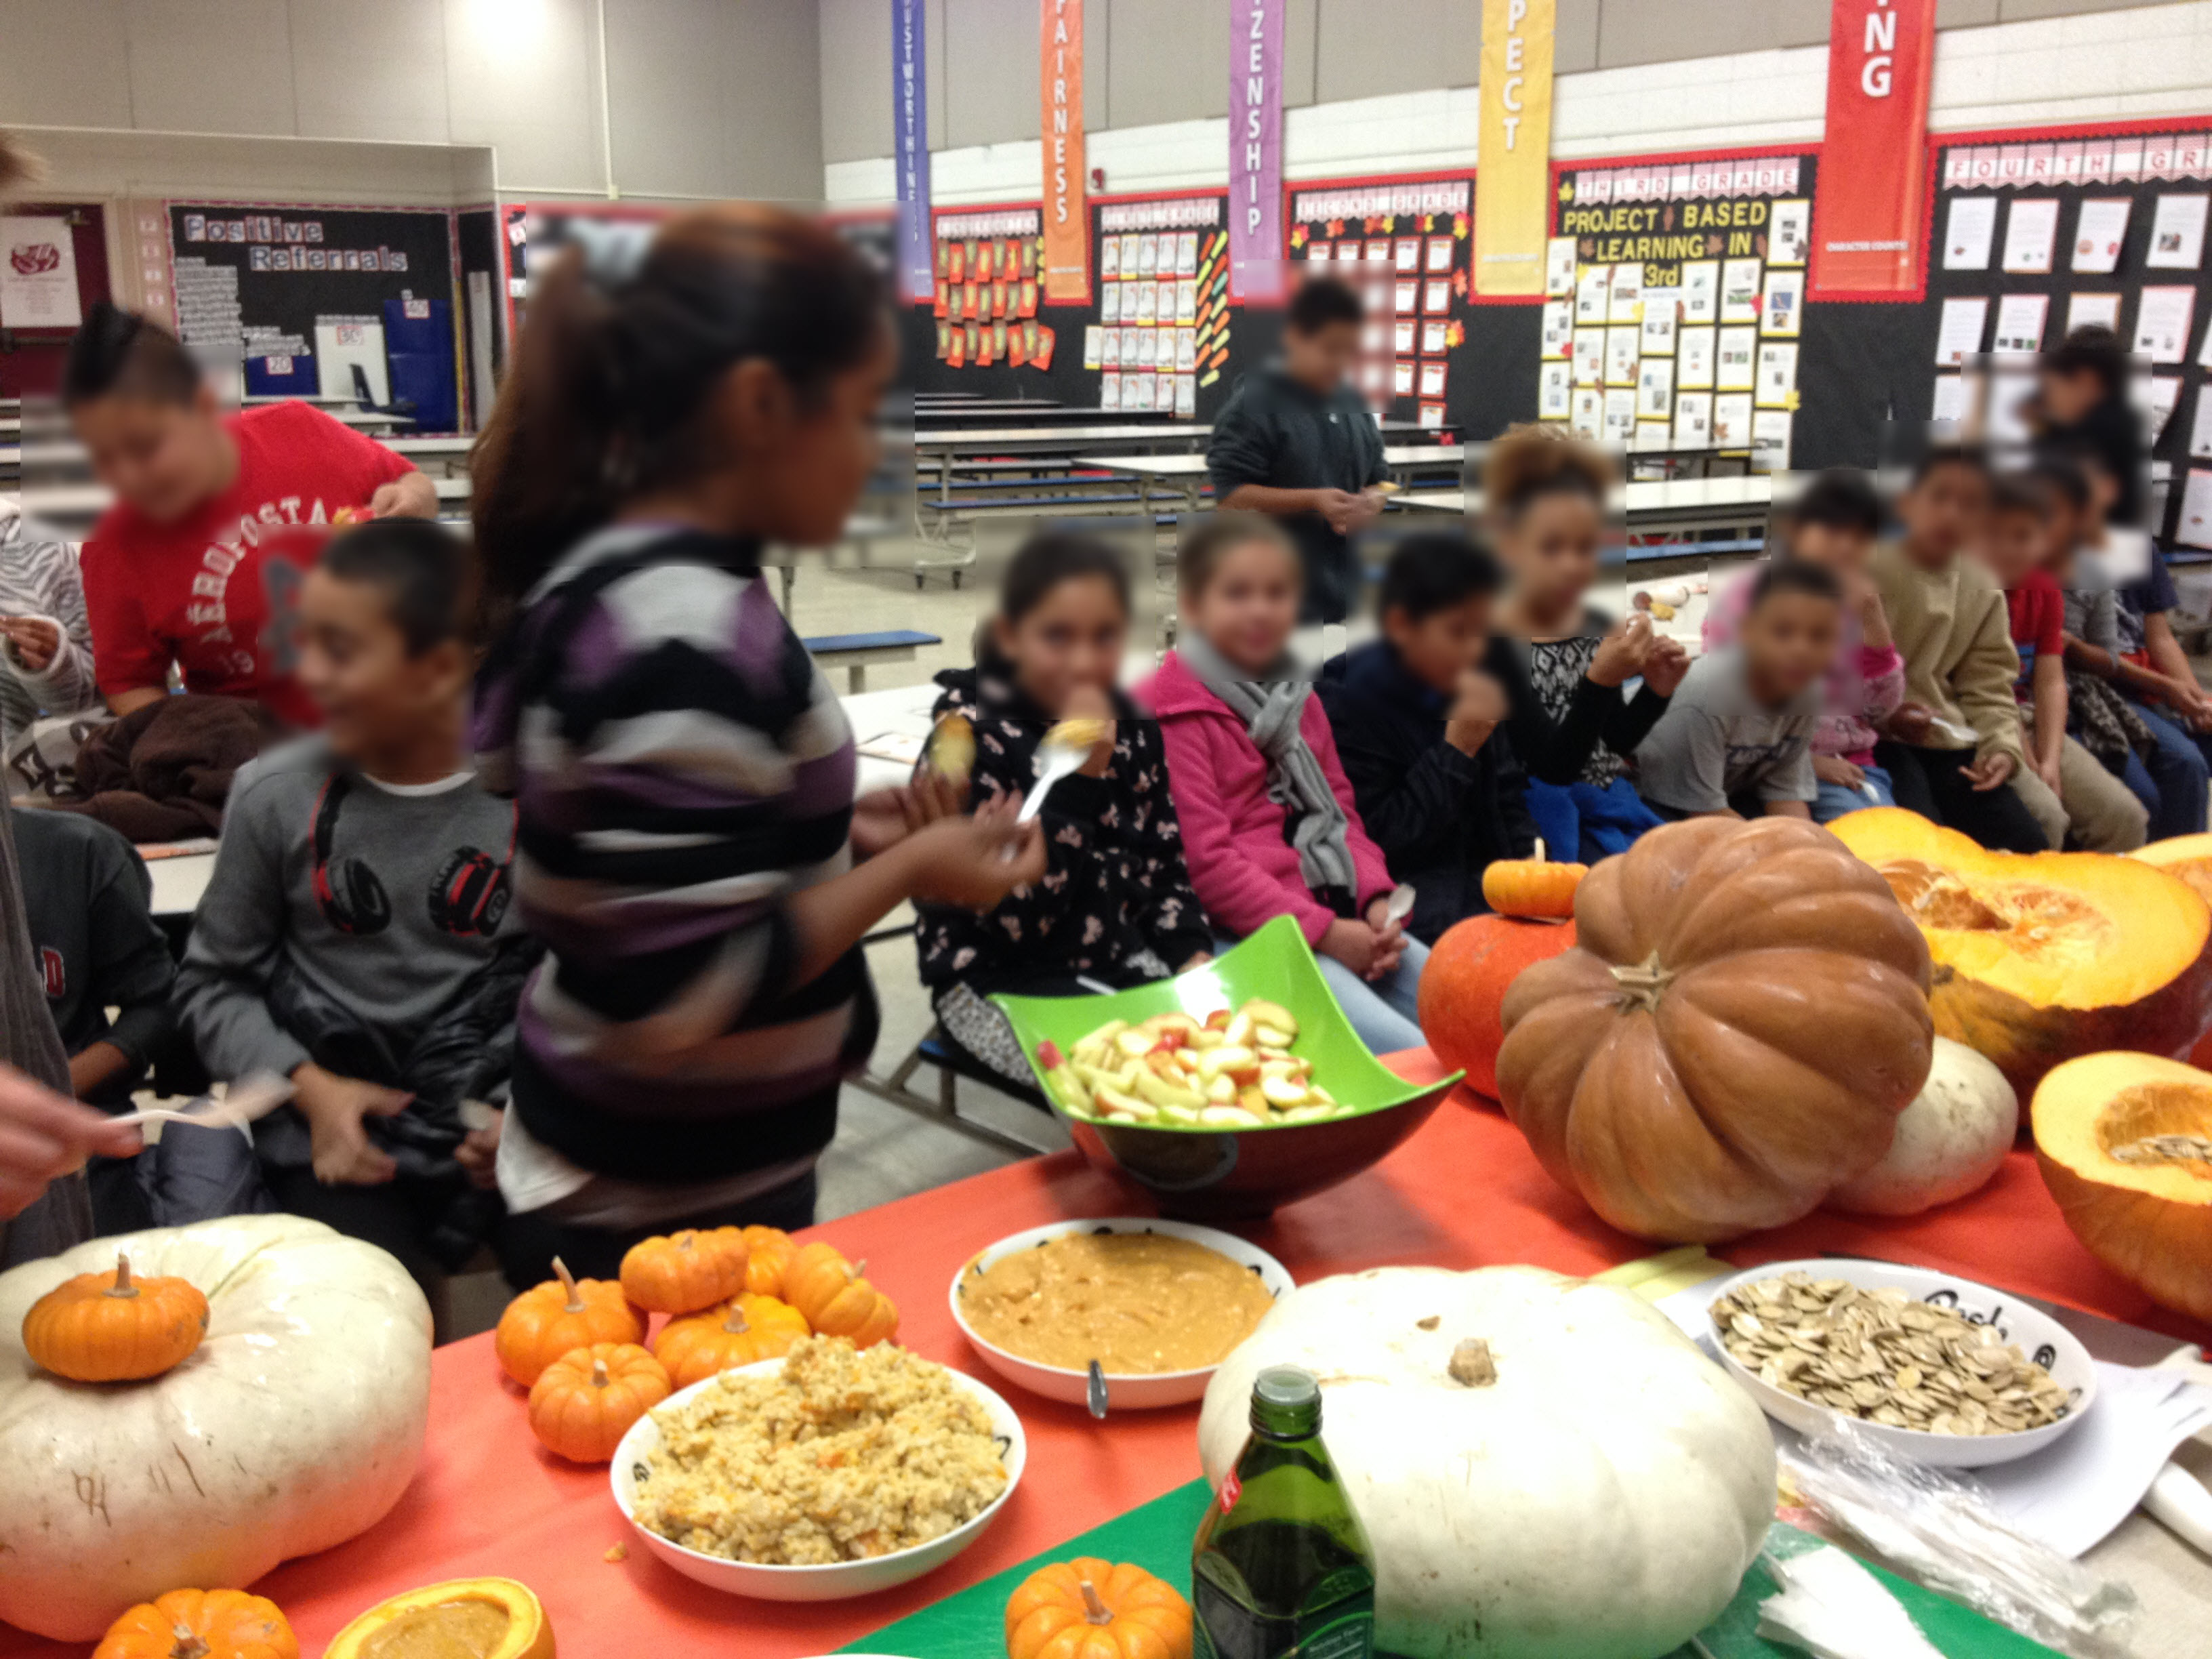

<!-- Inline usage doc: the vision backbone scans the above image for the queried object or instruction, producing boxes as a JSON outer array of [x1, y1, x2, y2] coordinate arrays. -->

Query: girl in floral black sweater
[[917, 531, 1213, 1085]]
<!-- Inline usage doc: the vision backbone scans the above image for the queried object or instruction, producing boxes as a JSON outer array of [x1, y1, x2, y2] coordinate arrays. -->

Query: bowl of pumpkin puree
[[950, 1218, 1292, 1410]]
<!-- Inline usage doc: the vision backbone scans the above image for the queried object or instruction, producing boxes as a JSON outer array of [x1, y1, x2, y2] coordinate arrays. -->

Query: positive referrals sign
[[893, 0, 932, 305], [1040, 0, 1090, 303], [1475, 0, 1555, 296], [1227, 0, 1286, 304], [1811, 0, 1936, 296]]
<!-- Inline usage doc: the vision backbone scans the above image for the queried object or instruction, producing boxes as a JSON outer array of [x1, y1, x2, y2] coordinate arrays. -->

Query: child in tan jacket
[[1868, 446, 2050, 852]]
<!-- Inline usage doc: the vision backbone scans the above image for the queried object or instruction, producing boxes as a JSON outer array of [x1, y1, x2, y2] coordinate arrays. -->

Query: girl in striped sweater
[[472, 208, 1043, 1279]]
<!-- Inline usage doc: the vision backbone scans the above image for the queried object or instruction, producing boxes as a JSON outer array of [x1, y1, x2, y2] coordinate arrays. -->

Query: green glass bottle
[[1191, 1365, 1377, 1659]]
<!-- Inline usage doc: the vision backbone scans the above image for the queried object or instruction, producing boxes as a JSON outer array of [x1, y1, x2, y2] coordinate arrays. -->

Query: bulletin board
[[1540, 148, 1819, 474], [921, 203, 1052, 379], [1286, 172, 1487, 437], [497, 201, 670, 343], [166, 203, 462, 428], [1914, 117, 2212, 546], [1086, 193, 1231, 418]]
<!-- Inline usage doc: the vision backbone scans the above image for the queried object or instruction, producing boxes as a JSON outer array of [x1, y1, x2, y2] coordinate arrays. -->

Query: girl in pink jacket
[[1139, 513, 1427, 1054]]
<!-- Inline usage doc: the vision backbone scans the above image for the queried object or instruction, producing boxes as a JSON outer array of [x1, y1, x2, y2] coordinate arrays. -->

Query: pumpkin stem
[[169, 1624, 211, 1659], [1533, 838, 1547, 864], [107, 1250, 138, 1299], [591, 1356, 611, 1390], [554, 1255, 584, 1315], [848, 1258, 868, 1283], [1608, 956, 1674, 1014], [1448, 1338, 1498, 1388], [1080, 1579, 1113, 1626], [2110, 1132, 2212, 1168], [722, 1307, 752, 1336]]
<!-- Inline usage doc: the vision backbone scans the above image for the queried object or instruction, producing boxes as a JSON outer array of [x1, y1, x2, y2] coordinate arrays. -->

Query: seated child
[[8, 806, 174, 1233], [1316, 531, 1538, 946], [1485, 426, 1688, 861], [1, 495, 102, 752], [1141, 513, 1426, 1055], [176, 519, 533, 1316], [1703, 468, 1902, 822], [1975, 474, 2146, 851], [1869, 445, 2048, 852], [1636, 562, 1835, 819], [916, 530, 1212, 1086]]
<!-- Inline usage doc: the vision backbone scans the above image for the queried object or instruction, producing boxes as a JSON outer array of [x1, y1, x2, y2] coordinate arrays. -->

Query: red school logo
[[9, 241, 61, 276], [38, 947, 64, 999]]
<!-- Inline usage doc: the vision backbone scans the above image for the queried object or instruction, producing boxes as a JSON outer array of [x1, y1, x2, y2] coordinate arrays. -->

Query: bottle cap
[[1254, 1365, 1320, 1410]]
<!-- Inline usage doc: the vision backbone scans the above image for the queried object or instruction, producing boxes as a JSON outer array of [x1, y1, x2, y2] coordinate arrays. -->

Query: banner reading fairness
[[1227, 0, 1286, 304], [893, 0, 931, 304], [1041, 0, 1089, 302], [1810, 0, 1936, 296], [1475, 0, 1554, 296]]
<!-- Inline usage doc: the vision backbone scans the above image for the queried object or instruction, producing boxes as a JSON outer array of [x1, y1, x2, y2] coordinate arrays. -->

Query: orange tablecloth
[[7, 1054, 2206, 1657]]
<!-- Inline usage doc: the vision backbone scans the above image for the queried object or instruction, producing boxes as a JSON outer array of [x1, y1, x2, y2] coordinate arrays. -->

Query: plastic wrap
[[1779, 1420, 2137, 1659]]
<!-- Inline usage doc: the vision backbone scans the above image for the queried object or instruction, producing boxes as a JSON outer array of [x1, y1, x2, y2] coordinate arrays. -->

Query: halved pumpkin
[[323, 1579, 552, 1659], [2034, 1051, 2212, 1324], [1831, 809, 2212, 1094], [2132, 834, 2212, 1066]]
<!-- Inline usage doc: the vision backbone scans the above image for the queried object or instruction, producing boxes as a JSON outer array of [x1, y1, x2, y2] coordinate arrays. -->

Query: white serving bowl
[[1703, 1258, 2097, 1469], [609, 1359, 1025, 1601], [949, 1216, 1295, 1411]]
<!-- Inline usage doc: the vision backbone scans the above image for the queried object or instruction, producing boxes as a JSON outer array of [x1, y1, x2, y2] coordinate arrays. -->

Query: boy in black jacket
[[1318, 533, 1540, 945]]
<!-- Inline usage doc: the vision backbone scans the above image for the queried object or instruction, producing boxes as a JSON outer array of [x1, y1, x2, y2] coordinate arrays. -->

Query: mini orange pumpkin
[[652, 1292, 811, 1388], [22, 1250, 209, 1382], [94, 1589, 298, 1659], [1480, 838, 1586, 921], [739, 1225, 798, 1296], [1006, 1559, 1193, 1659], [782, 1242, 899, 1348], [495, 1256, 645, 1387], [619, 1228, 748, 1315], [527, 1343, 670, 1464]]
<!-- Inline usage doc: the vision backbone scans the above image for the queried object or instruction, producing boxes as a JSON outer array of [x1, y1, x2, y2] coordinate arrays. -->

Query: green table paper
[[842, 1483, 2061, 1659]]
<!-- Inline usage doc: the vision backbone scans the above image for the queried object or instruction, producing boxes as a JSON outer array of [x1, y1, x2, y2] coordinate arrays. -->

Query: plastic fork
[[107, 1073, 295, 1138]]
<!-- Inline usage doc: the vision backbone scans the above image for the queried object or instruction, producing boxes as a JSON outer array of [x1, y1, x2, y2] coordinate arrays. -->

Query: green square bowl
[[989, 914, 1461, 1219]]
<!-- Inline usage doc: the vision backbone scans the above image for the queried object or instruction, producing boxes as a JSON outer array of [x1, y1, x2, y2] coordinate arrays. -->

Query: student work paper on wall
[[1943, 196, 1996, 270], [2178, 469, 2212, 549], [2148, 193, 2209, 270], [2135, 286, 2196, 363], [2072, 199, 2131, 274], [2001, 199, 2059, 274], [0, 216, 81, 329], [1936, 297, 1988, 366]]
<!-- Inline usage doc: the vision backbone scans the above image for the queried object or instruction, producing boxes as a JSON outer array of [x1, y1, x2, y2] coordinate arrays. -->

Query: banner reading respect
[[1475, 0, 1554, 297]]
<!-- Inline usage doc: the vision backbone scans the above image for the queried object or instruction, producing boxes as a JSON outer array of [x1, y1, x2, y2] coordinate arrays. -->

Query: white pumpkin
[[1828, 1037, 2018, 1216], [0, 1215, 432, 1640], [1198, 1266, 1775, 1659]]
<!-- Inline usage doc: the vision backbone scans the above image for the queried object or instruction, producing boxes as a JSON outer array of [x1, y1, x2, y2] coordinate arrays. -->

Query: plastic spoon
[[107, 1073, 295, 1137], [1017, 729, 1091, 825], [1385, 883, 1416, 928], [1087, 1359, 1109, 1421]]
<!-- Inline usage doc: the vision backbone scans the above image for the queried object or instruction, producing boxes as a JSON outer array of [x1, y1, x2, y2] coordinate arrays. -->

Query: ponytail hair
[[1483, 422, 1612, 524], [470, 203, 888, 607]]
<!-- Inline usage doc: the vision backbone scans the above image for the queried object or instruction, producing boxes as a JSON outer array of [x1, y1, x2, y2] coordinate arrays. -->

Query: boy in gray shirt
[[1635, 562, 1841, 819], [178, 519, 533, 1308]]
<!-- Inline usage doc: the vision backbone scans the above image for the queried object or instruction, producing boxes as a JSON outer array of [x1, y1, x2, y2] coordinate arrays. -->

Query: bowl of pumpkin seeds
[[1704, 1259, 2097, 1467]]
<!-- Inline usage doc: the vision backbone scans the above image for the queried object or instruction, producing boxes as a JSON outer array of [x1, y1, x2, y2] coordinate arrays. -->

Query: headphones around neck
[[310, 773, 516, 939]]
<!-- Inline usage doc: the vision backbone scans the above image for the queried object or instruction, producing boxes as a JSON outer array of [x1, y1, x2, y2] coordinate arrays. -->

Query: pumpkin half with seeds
[[2034, 1050, 2212, 1324], [2131, 833, 2212, 1067], [1834, 810, 2212, 1094], [1496, 816, 1933, 1243]]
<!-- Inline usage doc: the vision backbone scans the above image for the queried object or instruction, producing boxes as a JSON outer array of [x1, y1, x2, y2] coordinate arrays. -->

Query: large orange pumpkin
[[93, 1591, 297, 1659], [1496, 817, 1934, 1242], [495, 1257, 644, 1387], [22, 1251, 209, 1382], [1006, 1559, 1192, 1659], [1835, 810, 2212, 1094], [2132, 834, 2212, 1067], [2033, 1050, 2212, 1324], [1417, 913, 1578, 1099]]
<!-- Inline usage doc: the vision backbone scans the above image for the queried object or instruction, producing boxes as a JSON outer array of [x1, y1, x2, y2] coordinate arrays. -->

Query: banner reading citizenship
[[1811, 0, 1936, 295], [1041, 0, 1089, 302], [893, 0, 931, 304], [1476, 0, 1555, 296], [1227, 0, 1286, 304]]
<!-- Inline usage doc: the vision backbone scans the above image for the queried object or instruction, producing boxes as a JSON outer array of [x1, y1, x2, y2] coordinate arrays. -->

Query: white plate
[[1703, 1258, 2097, 1468], [609, 1359, 1025, 1601], [949, 1217, 1294, 1410]]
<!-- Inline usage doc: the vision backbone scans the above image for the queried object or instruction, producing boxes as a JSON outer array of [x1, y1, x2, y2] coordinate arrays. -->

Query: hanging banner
[[1810, 0, 1936, 296], [1475, 0, 1554, 296], [1041, 0, 1089, 303], [893, 0, 932, 304], [1227, 0, 1286, 304]]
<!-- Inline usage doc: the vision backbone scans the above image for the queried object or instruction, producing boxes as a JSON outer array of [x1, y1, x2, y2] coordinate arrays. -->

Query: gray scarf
[[1176, 633, 1359, 902]]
